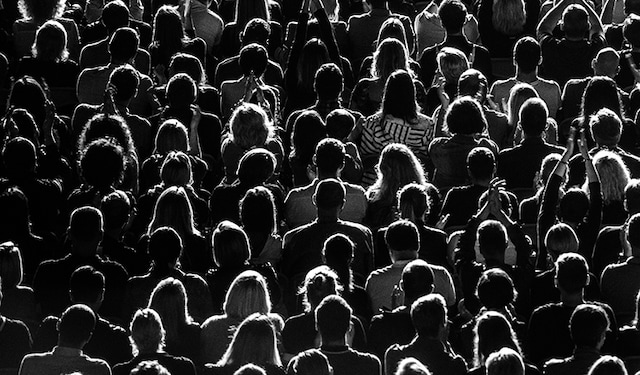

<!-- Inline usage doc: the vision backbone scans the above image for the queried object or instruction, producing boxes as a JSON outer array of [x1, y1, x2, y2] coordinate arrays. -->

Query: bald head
[[593, 47, 620, 78]]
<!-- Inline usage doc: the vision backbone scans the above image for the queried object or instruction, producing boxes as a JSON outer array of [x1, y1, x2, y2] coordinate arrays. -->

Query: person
[[183, 0, 224, 56], [485, 348, 526, 375], [368, 259, 435, 359], [418, 0, 492, 88], [542, 304, 610, 375], [497, 98, 565, 190], [385, 294, 467, 375], [414, 0, 479, 56], [429, 97, 499, 192], [0, 275, 32, 371], [393, 358, 431, 375], [112, 308, 197, 375], [536, 0, 606, 87], [204, 313, 285, 375], [589, 150, 630, 225], [518, 153, 561, 224], [130, 360, 173, 375], [76, 27, 160, 117], [0, 241, 38, 332], [325, 109, 364, 184], [288, 111, 327, 188], [366, 220, 456, 314], [314, 295, 381, 375], [603, 0, 640, 49], [200, 270, 284, 364], [358, 69, 434, 185], [489, 37, 562, 119], [506, 83, 558, 147], [239, 187, 282, 266], [614, 14, 640, 92], [526, 253, 618, 368], [425, 47, 469, 117], [587, 356, 628, 375], [284, 138, 367, 229], [476, 0, 538, 59], [19, 304, 110, 375], [287, 349, 333, 375], [281, 178, 374, 286], [32, 266, 132, 366], [283, 0, 349, 56], [33, 207, 128, 320]]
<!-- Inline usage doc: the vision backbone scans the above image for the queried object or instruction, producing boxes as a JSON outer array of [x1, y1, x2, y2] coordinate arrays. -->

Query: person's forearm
[[579, 0, 605, 35], [537, 0, 568, 36], [600, 0, 614, 24]]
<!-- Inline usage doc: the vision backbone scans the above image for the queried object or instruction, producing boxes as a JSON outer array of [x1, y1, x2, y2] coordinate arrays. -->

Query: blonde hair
[[217, 313, 282, 367], [0, 242, 23, 288], [371, 38, 412, 84], [130, 308, 166, 356], [32, 20, 68, 61], [437, 47, 469, 84], [299, 265, 343, 312], [147, 186, 199, 239], [492, 0, 526, 36], [160, 151, 193, 187], [368, 143, 426, 205], [586, 150, 630, 205], [229, 103, 273, 150], [223, 270, 272, 320], [147, 278, 193, 349]]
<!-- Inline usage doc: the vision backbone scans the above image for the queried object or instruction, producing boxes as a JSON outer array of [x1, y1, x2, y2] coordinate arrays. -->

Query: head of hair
[[385, 219, 420, 255], [297, 39, 331, 94], [437, 47, 469, 84], [372, 39, 411, 85], [589, 107, 623, 147], [325, 109, 354, 139], [397, 183, 431, 224], [212, 221, 251, 267], [237, 148, 277, 185], [377, 18, 408, 48], [475, 268, 516, 309], [625, 179, 640, 215], [102, 0, 129, 33], [154, 119, 189, 154], [109, 65, 140, 102], [169, 53, 206, 86], [314, 63, 343, 101], [166, 73, 197, 108], [8, 76, 48, 127], [369, 143, 426, 204], [492, 0, 526, 36], [130, 360, 171, 375], [80, 113, 135, 159], [218, 313, 281, 367], [582, 76, 624, 120], [239, 43, 268, 77], [411, 294, 447, 338], [626, 213, 640, 250], [32, 20, 68, 62], [445, 97, 487, 135], [519, 98, 549, 136], [300, 266, 341, 312], [562, 4, 590, 39], [537, 153, 562, 188], [109, 27, 139, 62], [402, 259, 435, 304], [588, 356, 628, 375], [544, 223, 579, 258], [559, 188, 590, 223], [234, 0, 270, 30], [288, 349, 333, 375], [0, 242, 24, 289], [69, 206, 104, 245], [224, 270, 271, 320], [242, 18, 270, 46], [570, 304, 610, 348], [148, 226, 183, 271], [0, 187, 32, 241], [58, 304, 96, 347], [314, 138, 345, 175], [394, 358, 431, 375], [322, 234, 354, 290], [152, 6, 186, 57], [229, 103, 272, 150], [292, 111, 327, 167], [513, 36, 540, 73], [148, 186, 197, 240], [457, 69, 488, 100], [69, 265, 105, 304], [485, 347, 525, 375], [590, 150, 630, 205], [234, 364, 268, 375], [507, 83, 539, 126], [160, 151, 193, 187], [130, 308, 165, 355], [624, 14, 640, 47], [477, 220, 508, 258], [625, 0, 640, 14], [240, 186, 277, 239], [18, 0, 65, 22], [593, 47, 620, 77], [7, 108, 39, 145], [315, 294, 352, 342], [467, 147, 495, 181], [439, 0, 468, 32], [474, 312, 522, 366], [313, 178, 346, 210], [555, 252, 590, 294], [2, 136, 36, 179], [381, 69, 419, 124], [147, 278, 192, 345]]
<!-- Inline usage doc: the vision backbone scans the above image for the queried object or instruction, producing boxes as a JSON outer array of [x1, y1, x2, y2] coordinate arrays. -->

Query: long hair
[[235, 0, 270, 31], [507, 83, 538, 126], [584, 150, 630, 205], [371, 38, 412, 85], [473, 311, 522, 367], [212, 220, 251, 267], [153, 120, 189, 155], [18, 0, 65, 22], [147, 278, 193, 349], [240, 186, 278, 258], [492, 0, 526, 36], [160, 151, 193, 187], [0, 241, 24, 289], [297, 39, 330, 94], [368, 143, 426, 205], [0, 187, 32, 242], [8, 76, 48, 127], [217, 313, 282, 367], [130, 308, 166, 356], [223, 270, 272, 320], [147, 186, 199, 238], [375, 18, 408, 50], [380, 69, 419, 124], [581, 76, 625, 119], [152, 6, 187, 63], [32, 20, 68, 62]]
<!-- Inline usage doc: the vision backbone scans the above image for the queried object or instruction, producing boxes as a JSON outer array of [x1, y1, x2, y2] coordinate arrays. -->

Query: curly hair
[[368, 143, 426, 205]]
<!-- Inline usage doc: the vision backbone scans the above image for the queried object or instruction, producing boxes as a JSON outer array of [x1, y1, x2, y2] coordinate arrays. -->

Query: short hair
[[559, 188, 590, 223], [160, 151, 193, 187], [314, 178, 345, 210], [544, 223, 579, 257], [477, 220, 508, 256], [314, 138, 345, 175], [100, 190, 131, 231], [397, 183, 431, 223], [467, 147, 495, 180], [322, 234, 354, 268], [314, 63, 343, 101], [587, 356, 628, 375], [326, 109, 355, 140], [241, 18, 271, 46], [0, 242, 24, 288], [476, 268, 516, 309], [519, 98, 548, 136], [166, 73, 197, 108], [234, 364, 267, 375], [394, 358, 432, 375], [445, 97, 487, 135], [212, 221, 251, 267], [58, 304, 96, 346], [2, 137, 36, 177], [513, 36, 540, 73], [439, 0, 467, 32], [590, 108, 623, 147], [555, 253, 590, 294], [102, 0, 130, 33], [625, 179, 640, 214], [627, 213, 640, 248], [562, 4, 590, 39], [570, 304, 610, 347], [239, 43, 268, 76], [32, 20, 68, 61], [593, 48, 620, 77], [437, 47, 469, 84], [402, 260, 435, 303], [153, 119, 189, 154], [130, 360, 171, 375], [69, 266, 105, 304], [237, 148, 277, 185], [109, 27, 139, 62], [108, 65, 140, 102], [229, 103, 272, 150], [300, 266, 341, 311], [288, 349, 333, 375], [457, 69, 488, 99], [623, 14, 640, 47], [485, 348, 524, 375], [410, 294, 447, 338], [148, 226, 183, 267], [315, 295, 352, 342], [385, 219, 420, 253], [169, 53, 206, 86], [130, 308, 165, 355], [69, 206, 103, 243], [223, 270, 271, 320]]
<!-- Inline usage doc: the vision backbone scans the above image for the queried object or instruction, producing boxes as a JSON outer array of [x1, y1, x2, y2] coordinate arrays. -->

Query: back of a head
[[377, 18, 408, 49], [382, 69, 418, 123], [100, 190, 131, 231], [410, 294, 447, 338], [555, 252, 589, 294], [326, 109, 354, 140], [562, 4, 590, 39], [513, 36, 540, 73], [583, 77, 622, 119], [445, 97, 487, 135], [224, 270, 271, 320], [322, 234, 354, 274], [154, 119, 189, 155], [169, 53, 205, 85], [212, 220, 251, 267], [242, 18, 271, 46], [69, 265, 105, 305], [544, 223, 579, 258], [166, 73, 197, 109], [314, 178, 345, 211], [315, 63, 343, 101], [108, 65, 140, 102], [373, 39, 409, 85], [58, 304, 97, 347], [625, 179, 640, 215], [229, 102, 270, 151], [624, 14, 640, 48], [394, 358, 432, 375], [102, 0, 130, 33], [625, 0, 640, 14], [292, 110, 327, 163], [2, 136, 36, 177], [559, 188, 590, 223], [130, 360, 171, 375], [0, 242, 24, 289], [476, 268, 515, 309], [109, 27, 139, 62], [402, 259, 435, 303], [240, 186, 277, 235], [314, 138, 345, 176], [587, 356, 628, 375], [237, 148, 276, 185], [593, 47, 620, 77], [458, 69, 488, 99], [467, 147, 495, 181], [80, 137, 125, 191], [570, 304, 610, 348], [302, 266, 340, 311], [478, 220, 508, 258], [69, 206, 104, 245], [626, 213, 640, 252], [149, 226, 182, 269], [130, 308, 165, 355], [439, 0, 467, 33], [397, 183, 430, 223], [239, 43, 268, 77], [160, 151, 193, 187], [234, 364, 268, 375], [385, 219, 420, 254], [474, 311, 521, 366], [437, 47, 469, 84], [519, 98, 549, 137], [33, 20, 68, 62], [590, 107, 623, 147], [289, 349, 333, 375], [315, 294, 352, 342], [485, 348, 524, 375]]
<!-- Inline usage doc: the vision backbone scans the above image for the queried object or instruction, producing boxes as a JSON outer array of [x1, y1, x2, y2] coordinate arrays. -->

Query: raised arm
[[312, 0, 342, 66], [537, 0, 570, 37], [579, 130, 602, 263]]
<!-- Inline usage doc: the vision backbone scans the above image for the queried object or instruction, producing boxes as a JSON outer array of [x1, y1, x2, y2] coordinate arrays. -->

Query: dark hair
[[326, 109, 355, 140], [2, 136, 36, 178], [519, 98, 548, 136], [69, 206, 104, 243], [242, 18, 271, 46], [109, 27, 140, 62], [315, 138, 345, 175], [322, 234, 354, 291], [234, 364, 267, 375], [166, 73, 197, 108], [402, 259, 435, 303], [212, 221, 251, 267], [457, 69, 488, 99], [477, 220, 508, 257], [109, 65, 140, 102], [100, 190, 131, 231], [439, 0, 467, 32], [625, 179, 640, 214], [445, 97, 487, 135], [396, 183, 431, 224], [8, 108, 39, 145], [80, 113, 136, 158], [8, 76, 48, 127], [0, 187, 31, 240], [314, 178, 345, 210], [411, 294, 447, 338], [69, 265, 105, 304], [381, 70, 419, 124], [314, 63, 343, 101], [239, 43, 268, 77], [385, 219, 420, 253], [476, 269, 515, 309], [79, 138, 126, 190], [315, 295, 352, 342], [562, 5, 589, 39], [58, 304, 96, 346], [467, 147, 495, 180], [149, 227, 183, 271], [627, 213, 640, 248], [237, 148, 277, 185], [102, 0, 130, 33], [513, 36, 540, 73], [297, 39, 330, 94], [559, 188, 590, 223], [291, 111, 326, 168], [589, 107, 623, 147], [152, 6, 187, 64], [169, 53, 206, 86], [582, 77, 624, 121], [240, 186, 278, 245], [555, 253, 589, 293], [570, 304, 610, 347]]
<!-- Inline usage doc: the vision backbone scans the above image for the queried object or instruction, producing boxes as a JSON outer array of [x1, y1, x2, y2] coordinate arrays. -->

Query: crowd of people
[[0, 0, 640, 373]]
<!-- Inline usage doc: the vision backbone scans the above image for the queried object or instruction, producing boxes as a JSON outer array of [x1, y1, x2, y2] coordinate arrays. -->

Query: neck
[[523, 133, 543, 141], [317, 210, 340, 222], [321, 337, 347, 347], [104, 228, 122, 241], [515, 69, 538, 82], [560, 291, 585, 306], [471, 178, 491, 187], [317, 172, 339, 180], [446, 30, 463, 37]]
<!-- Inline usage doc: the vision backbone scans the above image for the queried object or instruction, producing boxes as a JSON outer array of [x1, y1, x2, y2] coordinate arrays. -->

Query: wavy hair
[[229, 103, 273, 150], [147, 186, 199, 238], [217, 313, 282, 367], [223, 270, 272, 320], [368, 143, 426, 206], [371, 38, 413, 85], [584, 150, 630, 205], [473, 311, 523, 367], [18, 0, 65, 22], [492, 0, 526, 36], [130, 308, 166, 356], [32, 20, 68, 62]]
